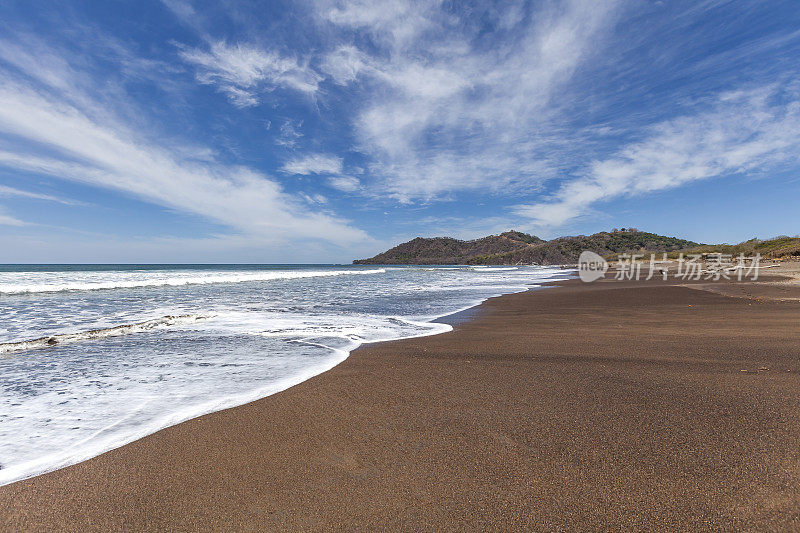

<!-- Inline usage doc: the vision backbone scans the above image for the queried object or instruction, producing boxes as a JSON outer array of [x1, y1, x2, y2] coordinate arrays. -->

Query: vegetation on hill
[[679, 236, 800, 259], [353, 229, 699, 265], [353, 231, 537, 265]]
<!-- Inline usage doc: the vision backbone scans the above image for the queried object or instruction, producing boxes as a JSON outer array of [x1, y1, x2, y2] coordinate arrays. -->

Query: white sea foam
[[0, 268, 385, 294], [0, 310, 450, 486], [0, 346, 352, 487]]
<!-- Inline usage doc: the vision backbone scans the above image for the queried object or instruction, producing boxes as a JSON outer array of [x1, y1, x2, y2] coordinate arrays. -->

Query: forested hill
[[353, 230, 699, 265]]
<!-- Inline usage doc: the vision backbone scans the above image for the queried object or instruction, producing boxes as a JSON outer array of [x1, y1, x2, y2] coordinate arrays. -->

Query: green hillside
[[354, 229, 700, 265]]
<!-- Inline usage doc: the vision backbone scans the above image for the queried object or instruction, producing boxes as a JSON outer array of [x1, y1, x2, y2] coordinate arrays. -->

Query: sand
[[2, 273, 800, 531]]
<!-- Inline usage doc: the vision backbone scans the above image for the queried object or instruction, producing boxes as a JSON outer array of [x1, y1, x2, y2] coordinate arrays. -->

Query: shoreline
[[0, 269, 569, 488], [3, 271, 800, 530]]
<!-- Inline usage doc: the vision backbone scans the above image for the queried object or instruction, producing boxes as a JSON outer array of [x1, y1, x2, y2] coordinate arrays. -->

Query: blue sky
[[1, 0, 799, 263]]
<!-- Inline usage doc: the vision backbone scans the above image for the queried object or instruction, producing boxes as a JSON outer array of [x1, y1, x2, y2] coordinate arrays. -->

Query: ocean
[[0, 264, 570, 485]]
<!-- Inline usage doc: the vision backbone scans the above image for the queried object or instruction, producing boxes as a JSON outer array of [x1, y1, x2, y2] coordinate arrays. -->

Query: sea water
[[0, 264, 570, 485]]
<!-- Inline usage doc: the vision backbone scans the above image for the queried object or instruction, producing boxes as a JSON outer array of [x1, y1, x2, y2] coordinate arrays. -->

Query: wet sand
[[2, 275, 800, 531]]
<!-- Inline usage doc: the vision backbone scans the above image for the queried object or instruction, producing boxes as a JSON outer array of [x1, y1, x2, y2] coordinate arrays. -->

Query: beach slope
[[2, 277, 800, 531]]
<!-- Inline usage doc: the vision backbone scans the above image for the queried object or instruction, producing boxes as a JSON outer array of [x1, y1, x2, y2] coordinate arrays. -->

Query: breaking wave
[[0, 268, 386, 295], [0, 315, 209, 354], [469, 266, 519, 271]]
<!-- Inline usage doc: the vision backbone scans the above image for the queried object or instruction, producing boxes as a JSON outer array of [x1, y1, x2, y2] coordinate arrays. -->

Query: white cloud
[[0, 36, 76, 94], [321, 0, 440, 49], [281, 153, 362, 194], [179, 41, 322, 106], [301, 192, 328, 204], [318, 0, 622, 201], [320, 45, 371, 85], [0, 209, 26, 226], [281, 154, 343, 175], [0, 79, 368, 245], [280, 153, 363, 194], [0, 185, 80, 205], [161, 0, 196, 21], [328, 176, 361, 192], [275, 120, 303, 147], [221, 85, 260, 107], [514, 86, 800, 226]]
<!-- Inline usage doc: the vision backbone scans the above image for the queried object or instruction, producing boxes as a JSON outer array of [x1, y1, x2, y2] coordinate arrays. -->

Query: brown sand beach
[[2, 267, 800, 531]]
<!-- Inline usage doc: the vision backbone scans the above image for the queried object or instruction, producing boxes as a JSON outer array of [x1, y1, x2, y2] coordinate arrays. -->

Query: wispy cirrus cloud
[[0, 184, 82, 205], [327, 175, 361, 192], [316, 0, 623, 202], [0, 64, 367, 245], [179, 41, 322, 107], [514, 85, 800, 226], [281, 154, 363, 193], [0, 209, 26, 226], [281, 154, 343, 175], [275, 119, 304, 147]]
